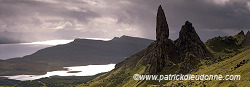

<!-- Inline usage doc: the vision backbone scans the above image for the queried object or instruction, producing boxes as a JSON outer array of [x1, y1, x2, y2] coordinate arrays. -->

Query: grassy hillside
[[0, 73, 103, 87], [76, 49, 149, 87], [205, 33, 244, 53], [205, 33, 246, 63], [77, 46, 249, 87], [165, 48, 250, 86], [81, 47, 249, 87]]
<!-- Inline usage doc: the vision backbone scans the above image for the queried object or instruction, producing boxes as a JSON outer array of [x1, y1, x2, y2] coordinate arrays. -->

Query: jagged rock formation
[[84, 5, 212, 86], [115, 5, 179, 75], [237, 30, 245, 36], [145, 40, 179, 74], [235, 30, 245, 45], [175, 21, 211, 61], [244, 31, 250, 46], [156, 5, 169, 42], [145, 5, 179, 74], [175, 21, 211, 73]]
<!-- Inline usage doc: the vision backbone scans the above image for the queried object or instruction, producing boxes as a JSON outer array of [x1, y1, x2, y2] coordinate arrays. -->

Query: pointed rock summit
[[156, 5, 169, 42], [176, 21, 210, 60], [175, 21, 211, 73], [146, 5, 181, 74], [237, 30, 245, 36]]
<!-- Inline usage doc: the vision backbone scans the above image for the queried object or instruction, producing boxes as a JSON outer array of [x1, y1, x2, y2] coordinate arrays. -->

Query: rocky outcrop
[[175, 21, 211, 61], [87, 5, 213, 86], [206, 31, 245, 53], [116, 5, 212, 74], [237, 30, 245, 36], [145, 39, 179, 74], [156, 5, 169, 42], [145, 5, 178, 74], [116, 6, 211, 75], [175, 21, 211, 73], [235, 30, 246, 45], [115, 5, 181, 75], [244, 31, 250, 46]]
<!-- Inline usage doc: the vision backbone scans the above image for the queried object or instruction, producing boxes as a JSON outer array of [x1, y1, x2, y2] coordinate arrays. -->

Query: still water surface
[[2, 64, 115, 81]]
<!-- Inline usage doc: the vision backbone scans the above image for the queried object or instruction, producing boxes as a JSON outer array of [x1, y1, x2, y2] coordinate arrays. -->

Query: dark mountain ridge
[[0, 35, 153, 75]]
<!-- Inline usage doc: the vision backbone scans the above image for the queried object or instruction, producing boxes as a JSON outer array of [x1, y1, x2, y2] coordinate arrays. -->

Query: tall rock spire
[[85, 6, 215, 86], [156, 5, 169, 42], [146, 6, 179, 74]]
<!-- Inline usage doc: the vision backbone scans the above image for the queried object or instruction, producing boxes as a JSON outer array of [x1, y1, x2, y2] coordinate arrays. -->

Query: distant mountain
[[0, 35, 153, 75], [24, 35, 153, 65]]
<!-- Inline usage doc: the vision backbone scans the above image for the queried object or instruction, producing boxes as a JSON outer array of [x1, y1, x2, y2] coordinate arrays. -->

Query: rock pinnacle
[[156, 5, 169, 42]]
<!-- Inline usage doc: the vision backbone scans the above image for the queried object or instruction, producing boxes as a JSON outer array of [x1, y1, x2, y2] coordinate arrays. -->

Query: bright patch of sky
[[22, 40, 74, 45]]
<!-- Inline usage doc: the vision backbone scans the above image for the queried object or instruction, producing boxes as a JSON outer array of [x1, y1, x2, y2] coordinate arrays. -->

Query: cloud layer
[[0, 0, 249, 41]]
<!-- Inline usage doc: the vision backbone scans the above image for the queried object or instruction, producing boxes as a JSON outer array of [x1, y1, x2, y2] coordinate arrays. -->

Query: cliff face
[[116, 4, 211, 76], [156, 5, 169, 42], [175, 21, 211, 62], [114, 5, 179, 75], [175, 21, 211, 73], [124, 5, 212, 74], [144, 5, 179, 74], [146, 5, 212, 74]]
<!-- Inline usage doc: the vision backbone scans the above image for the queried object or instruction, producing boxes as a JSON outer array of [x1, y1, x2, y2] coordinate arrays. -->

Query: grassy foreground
[[165, 48, 250, 86]]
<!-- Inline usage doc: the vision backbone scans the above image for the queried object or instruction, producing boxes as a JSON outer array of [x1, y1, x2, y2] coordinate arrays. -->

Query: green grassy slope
[[15, 76, 97, 87], [205, 33, 246, 64], [77, 48, 249, 87], [205, 34, 244, 54], [165, 48, 250, 87], [76, 49, 149, 87], [0, 73, 102, 87]]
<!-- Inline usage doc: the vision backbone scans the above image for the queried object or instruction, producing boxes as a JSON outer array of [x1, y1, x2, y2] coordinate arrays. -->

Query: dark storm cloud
[[163, 0, 250, 30], [0, 0, 99, 21], [0, 0, 100, 32], [108, 0, 250, 40], [0, 0, 249, 41]]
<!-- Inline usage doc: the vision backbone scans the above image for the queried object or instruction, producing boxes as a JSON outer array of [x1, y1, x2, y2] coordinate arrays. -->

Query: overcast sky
[[0, 0, 250, 41]]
